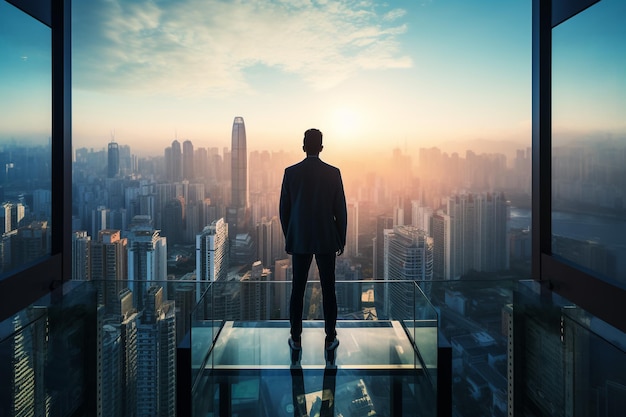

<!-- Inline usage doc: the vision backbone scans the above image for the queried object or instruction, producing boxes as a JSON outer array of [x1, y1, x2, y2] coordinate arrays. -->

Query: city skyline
[[3, 0, 625, 160], [1, 0, 534, 158]]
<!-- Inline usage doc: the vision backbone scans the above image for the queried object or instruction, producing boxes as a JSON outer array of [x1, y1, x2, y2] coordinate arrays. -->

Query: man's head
[[303, 128, 323, 155]]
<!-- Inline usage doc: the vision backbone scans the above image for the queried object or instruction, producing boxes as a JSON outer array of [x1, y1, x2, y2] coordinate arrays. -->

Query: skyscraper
[[240, 261, 271, 320], [373, 215, 394, 280], [161, 199, 183, 246], [383, 225, 433, 318], [196, 219, 229, 298], [107, 142, 120, 178], [182, 140, 194, 180], [228, 116, 251, 262], [136, 285, 176, 417], [446, 193, 509, 278], [168, 140, 183, 182], [91, 230, 127, 314], [72, 230, 91, 281], [231, 116, 248, 210], [347, 201, 359, 257], [126, 216, 167, 309], [431, 212, 451, 280]]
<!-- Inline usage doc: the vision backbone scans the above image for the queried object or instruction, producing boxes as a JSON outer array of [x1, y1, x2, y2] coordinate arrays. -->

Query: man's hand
[[336, 247, 344, 257]]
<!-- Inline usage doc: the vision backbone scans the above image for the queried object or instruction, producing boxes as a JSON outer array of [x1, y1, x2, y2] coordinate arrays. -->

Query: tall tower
[[231, 116, 248, 209], [170, 140, 183, 182], [182, 140, 194, 180], [107, 142, 120, 178]]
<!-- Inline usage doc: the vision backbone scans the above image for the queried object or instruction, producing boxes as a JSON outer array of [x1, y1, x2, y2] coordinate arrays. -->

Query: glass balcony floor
[[205, 320, 427, 370], [193, 320, 436, 416]]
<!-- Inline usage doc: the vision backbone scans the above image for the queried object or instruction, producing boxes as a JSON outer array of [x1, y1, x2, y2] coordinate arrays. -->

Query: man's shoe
[[324, 338, 339, 366], [289, 338, 302, 365]]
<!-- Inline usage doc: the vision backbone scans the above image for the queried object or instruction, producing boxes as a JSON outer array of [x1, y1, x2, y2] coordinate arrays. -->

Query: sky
[[1, 0, 624, 160]]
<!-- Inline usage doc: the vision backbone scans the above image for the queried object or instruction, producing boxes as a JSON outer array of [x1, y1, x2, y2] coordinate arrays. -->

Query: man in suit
[[279, 128, 347, 363]]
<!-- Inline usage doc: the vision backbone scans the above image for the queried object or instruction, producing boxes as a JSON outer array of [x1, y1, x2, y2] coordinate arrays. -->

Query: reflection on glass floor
[[192, 320, 436, 416]]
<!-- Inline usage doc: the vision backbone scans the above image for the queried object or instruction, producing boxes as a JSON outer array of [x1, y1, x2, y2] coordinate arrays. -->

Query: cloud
[[73, 0, 412, 96]]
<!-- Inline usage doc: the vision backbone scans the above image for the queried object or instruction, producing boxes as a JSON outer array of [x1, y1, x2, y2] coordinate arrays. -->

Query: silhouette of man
[[280, 128, 347, 363]]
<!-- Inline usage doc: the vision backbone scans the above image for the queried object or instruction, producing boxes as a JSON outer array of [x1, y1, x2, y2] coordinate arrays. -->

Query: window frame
[[0, 0, 71, 323], [532, 0, 626, 333]]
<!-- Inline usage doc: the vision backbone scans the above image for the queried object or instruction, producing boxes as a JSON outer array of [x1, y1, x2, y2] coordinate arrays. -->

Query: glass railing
[[3, 277, 626, 417], [190, 279, 439, 417], [0, 280, 97, 417]]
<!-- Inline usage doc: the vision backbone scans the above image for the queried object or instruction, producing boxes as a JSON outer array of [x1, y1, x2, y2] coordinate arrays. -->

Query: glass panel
[[430, 278, 516, 417], [192, 280, 438, 417], [0, 281, 97, 417], [552, 0, 626, 287], [0, 1, 52, 279]]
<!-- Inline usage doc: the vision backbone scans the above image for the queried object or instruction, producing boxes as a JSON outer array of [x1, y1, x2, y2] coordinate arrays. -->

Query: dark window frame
[[0, 0, 71, 323], [532, 0, 626, 333]]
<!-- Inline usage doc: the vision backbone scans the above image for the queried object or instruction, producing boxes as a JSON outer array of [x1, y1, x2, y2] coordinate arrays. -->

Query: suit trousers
[[289, 253, 337, 343]]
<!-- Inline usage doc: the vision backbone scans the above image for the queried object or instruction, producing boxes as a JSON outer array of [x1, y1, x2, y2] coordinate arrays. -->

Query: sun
[[328, 106, 363, 140]]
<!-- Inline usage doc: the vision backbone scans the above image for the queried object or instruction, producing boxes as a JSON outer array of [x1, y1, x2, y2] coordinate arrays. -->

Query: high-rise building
[[32, 189, 51, 221], [0, 202, 25, 235], [273, 258, 291, 319], [107, 142, 120, 178], [447, 193, 509, 278], [11, 221, 49, 268], [431, 212, 451, 280], [165, 140, 183, 183], [383, 225, 433, 318], [255, 216, 285, 269], [91, 205, 109, 239], [182, 140, 194, 180], [347, 201, 359, 257], [231, 117, 247, 209], [72, 230, 91, 280], [373, 215, 394, 280], [91, 230, 127, 314], [411, 200, 433, 235], [1, 307, 48, 417], [240, 261, 271, 320], [161, 198, 183, 246], [228, 117, 250, 238], [196, 218, 229, 286], [126, 216, 167, 309], [136, 285, 176, 417], [194, 147, 208, 180]]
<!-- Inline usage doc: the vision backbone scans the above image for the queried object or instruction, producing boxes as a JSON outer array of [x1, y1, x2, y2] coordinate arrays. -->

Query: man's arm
[[334, 170, 348, 255], [279, 170, 291, 237]]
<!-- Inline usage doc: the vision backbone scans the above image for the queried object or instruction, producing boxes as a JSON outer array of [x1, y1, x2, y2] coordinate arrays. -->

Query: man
[[279, 128, 347, 364]]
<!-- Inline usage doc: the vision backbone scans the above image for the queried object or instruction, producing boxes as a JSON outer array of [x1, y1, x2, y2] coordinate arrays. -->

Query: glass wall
[[0, 1, 52, 279], [552, 0, 626, 288]]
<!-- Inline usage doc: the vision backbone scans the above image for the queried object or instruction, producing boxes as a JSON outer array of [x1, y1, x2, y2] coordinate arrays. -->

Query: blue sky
[[1, 0, 623, 158], [0, 1, 51, 145]]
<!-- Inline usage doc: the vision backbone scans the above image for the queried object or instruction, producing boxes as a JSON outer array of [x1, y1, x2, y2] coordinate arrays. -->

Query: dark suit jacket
[[279, 156, 347, 254]]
